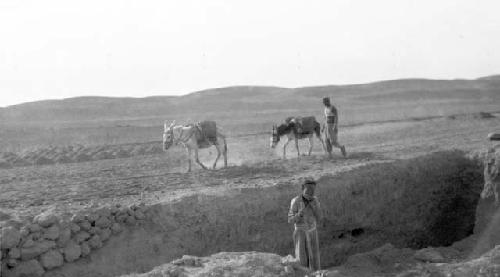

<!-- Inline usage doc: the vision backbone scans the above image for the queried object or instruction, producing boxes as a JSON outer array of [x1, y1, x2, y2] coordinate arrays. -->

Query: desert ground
[[1, 78, 500, 277], [1, 114, 499, 218]]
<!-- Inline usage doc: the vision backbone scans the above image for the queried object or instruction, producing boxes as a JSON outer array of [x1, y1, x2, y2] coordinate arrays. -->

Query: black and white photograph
[[1, 1, 499, 276]]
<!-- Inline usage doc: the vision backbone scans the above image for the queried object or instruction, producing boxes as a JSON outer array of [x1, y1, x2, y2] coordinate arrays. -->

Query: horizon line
[[2, 74, 498, 108]]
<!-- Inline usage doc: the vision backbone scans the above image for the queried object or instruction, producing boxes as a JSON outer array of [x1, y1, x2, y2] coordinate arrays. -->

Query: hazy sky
[[1, 0, 499, 107]]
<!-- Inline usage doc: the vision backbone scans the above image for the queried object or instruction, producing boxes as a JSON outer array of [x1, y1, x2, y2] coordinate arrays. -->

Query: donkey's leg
[[222, 139, 228, 168], [294, 138, 300, 158], [186, 147, 192, 173], [194, 148, 208, 170], [282, 137, 290, 159], [212, 144, 221, 169], [308, 136, 314, 156]]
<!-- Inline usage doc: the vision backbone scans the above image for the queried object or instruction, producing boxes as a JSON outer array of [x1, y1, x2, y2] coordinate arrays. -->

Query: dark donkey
[[270, 116, 326, 159]]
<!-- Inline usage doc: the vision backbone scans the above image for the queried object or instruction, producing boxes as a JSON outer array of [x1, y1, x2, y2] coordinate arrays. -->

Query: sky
[[0, 0, 499, 107]]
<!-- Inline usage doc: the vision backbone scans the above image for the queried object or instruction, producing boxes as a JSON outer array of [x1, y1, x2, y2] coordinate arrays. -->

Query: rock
[[110, 206, 120, 215], [21, 238, 35, 248], [71, 214, 85, 223], [134, 210, 146, 220], [19, 227, 30, 237], [99, 228, 111, 241], [74, 231, 90, 243], [20, 240, 56, 260], [345, 251, 382, 269], [69, 222, 81, 233], [79, 220, 91, 231], [8, 248, 21, 259], [1, 226, 21, 249], [80, 242, 91, 257], [30, 232, 41, 241], [95, 216, 112, 228], [34, 213, 58, 228], [115, 214, 127, 223], [20, 246, 42, 261], [145, 210, 154, 220], [42, 225, 60, 240], [172, 255, 203, 267], [125, 216, 136, 225], [126, 208, 135, 216], [4, 259, 45, 277], [7, 258, 18, 267], [58, 220, 71, 229], [120, 252, 287, 277], [88, 235, 102, 249], [414, 248, 445, 263], [40, 250, 64, 269], [96, 207, 111, 218], [116, 209, 127, 217], [27, 224, 41, 233], [56, 227, 71, 247], [63, 242, 81, 262], [89, 227, 101, 235], [111, 223, 123, 234], [86, 213, 99, 223]]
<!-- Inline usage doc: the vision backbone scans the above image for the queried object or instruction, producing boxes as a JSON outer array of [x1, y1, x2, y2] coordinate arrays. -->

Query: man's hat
[[322, 97, 330, 105]]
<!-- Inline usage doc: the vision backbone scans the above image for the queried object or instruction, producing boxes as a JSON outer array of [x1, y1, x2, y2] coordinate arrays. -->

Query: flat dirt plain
[[2, 114, 499, 219]]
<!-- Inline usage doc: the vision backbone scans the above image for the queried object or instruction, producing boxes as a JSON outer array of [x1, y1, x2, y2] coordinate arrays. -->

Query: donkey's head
[[270, 125, 280, 148], [163, 120, 176, 150]]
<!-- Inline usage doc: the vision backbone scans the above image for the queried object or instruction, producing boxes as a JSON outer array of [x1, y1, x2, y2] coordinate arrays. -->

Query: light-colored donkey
[[163, 121, 228, 172]]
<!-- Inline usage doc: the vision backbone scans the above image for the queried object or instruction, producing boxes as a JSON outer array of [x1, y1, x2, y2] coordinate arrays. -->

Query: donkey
[[270, 116, 326, 159], [163, 121, 227, 172]]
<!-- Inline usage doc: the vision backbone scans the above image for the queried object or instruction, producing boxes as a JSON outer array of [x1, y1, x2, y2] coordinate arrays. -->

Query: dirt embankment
[[1, 150, 485, 277]]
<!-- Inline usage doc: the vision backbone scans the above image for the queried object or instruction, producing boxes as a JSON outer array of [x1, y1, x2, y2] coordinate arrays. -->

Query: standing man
[[288, 179, 322, 271], [481, 133, 500, 205], [323, 97, 346, 158]]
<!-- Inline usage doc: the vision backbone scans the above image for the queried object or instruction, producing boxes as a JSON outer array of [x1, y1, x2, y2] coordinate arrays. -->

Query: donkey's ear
[[164, 121, 168, 132], [170, 120, 176, 127]]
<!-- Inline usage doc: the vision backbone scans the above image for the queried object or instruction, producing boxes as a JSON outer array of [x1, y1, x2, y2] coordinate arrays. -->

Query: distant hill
[[477, 75, 500, 81], [0, 77, 499, 126]]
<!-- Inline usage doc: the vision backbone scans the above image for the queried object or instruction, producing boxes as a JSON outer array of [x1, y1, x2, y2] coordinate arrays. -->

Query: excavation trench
[[48, 151, 483, 277]]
